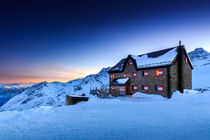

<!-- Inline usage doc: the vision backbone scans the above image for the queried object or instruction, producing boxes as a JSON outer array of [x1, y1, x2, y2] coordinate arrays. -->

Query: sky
[[0, 0, 210, 83]]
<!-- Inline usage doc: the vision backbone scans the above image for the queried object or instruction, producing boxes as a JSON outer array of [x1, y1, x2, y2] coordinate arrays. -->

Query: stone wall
[[110, 59, 169, 97]]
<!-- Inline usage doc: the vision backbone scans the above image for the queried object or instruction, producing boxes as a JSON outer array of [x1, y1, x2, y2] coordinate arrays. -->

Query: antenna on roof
[[179, 40, 182, 46]]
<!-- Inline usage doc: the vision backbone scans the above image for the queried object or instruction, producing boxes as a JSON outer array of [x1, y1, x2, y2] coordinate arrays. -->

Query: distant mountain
[[0, 83, 34, 106], [188, 48, 210, 67], [0, 68, 110, 111], [188, 48, 210, 89]]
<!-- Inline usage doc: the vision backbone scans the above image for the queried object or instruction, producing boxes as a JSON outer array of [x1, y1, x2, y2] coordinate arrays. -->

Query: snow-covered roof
[[110, 78, 129, 85], [109, 47, 180, 72], [131, 47, 178, 68]]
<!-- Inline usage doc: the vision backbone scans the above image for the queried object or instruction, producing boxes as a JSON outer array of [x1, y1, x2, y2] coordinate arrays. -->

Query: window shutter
[[124, 73, 128, 78], [184, 57, 188, 63], [133, 85, 137, 91], [144, 71, 148, 77], [128, 60, 133, 66], [133, 72, 137, 78], [155, 69, 163, 76], [144, 85, 148, 92], [158, 85, 163, 93]]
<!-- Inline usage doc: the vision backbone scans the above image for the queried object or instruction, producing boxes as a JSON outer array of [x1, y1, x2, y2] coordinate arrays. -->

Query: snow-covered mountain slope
[[0, 83, 34, 106], [189, 48, 210, 89], [0, 68, 110, 111]]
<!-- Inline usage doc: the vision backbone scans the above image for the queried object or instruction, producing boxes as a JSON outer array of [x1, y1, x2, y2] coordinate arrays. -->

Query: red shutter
[[158, 85, 163, 93], [144, 71, 148, 77], [144, 85, 149, 92], [133, 72, 137, 78], [129, 60, 133, 66], [133, 85, 137, 91], [124, 73, 127, 78], [155, 69, 163, 76], [184, 57, 188, 63], [110, 74, 113, 79]]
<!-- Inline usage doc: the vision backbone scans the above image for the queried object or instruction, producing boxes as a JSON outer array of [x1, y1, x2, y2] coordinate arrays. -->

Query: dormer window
[[133, 72, 137, 78], [142, 71, 149, 77], [155, 69, 163, 76], [124, 73, 129, 78], [128, 60, 133, 66]]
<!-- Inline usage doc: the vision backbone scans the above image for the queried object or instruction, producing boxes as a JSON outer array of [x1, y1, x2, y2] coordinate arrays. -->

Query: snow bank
[[0, 90, 210, 140]]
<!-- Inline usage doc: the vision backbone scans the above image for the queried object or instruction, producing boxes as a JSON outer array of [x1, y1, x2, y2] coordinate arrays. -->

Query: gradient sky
[[0, 0, 210, 83]]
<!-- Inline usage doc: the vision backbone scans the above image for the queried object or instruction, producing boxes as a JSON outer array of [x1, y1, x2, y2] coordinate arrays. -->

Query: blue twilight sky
[[0, 0, 210, 83]]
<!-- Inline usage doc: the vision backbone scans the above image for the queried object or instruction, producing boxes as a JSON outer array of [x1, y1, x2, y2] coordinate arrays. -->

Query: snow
[[0, 91, 210, 139], [116, 78, 129, 84], [131, 47, 178, 68]]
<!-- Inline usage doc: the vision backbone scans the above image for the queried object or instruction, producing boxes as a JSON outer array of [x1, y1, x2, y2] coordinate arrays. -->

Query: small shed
[[66, 95, 89, 105]]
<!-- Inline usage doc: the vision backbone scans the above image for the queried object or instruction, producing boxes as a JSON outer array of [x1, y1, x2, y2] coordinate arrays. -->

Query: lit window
[[110, 74, 115, 79], [132, 85, 137, 91], [142, 85, 148, 92], [142, 71, 149, 77], [155, 85, 163, 93], [124, 73, 129, 78], [133, 72, 137, 78], [112, 86, 117, 90], [184, 56, 188, 63], [155, 69, 163, 76]]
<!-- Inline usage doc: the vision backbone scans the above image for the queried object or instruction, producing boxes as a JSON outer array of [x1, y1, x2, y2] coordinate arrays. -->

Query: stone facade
[[109, 46, 193, 98]]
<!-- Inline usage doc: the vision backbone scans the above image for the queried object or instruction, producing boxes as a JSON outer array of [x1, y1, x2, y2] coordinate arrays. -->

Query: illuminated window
[[142, 85, 148, 92], [132, 85, 137, 91], [142, 71, 149, 77], [155, 69, 163, 76], [133, 72, 137, 78], [155, 85, 163, 93], [112, 86, 117, 90], [110, 74, 115, 79]]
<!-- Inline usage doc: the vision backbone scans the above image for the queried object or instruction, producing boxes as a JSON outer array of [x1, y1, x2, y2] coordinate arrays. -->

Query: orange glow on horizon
[[0, 67, 101, 84]]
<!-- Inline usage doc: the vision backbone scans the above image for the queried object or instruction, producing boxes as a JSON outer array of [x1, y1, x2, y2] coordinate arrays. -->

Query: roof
[[110, 78, 129, 85], [109, 46, 193, 73], [131, 47, 178, 68]]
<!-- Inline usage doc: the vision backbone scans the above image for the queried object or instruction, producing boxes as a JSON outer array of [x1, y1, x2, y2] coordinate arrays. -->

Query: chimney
[[179, 40, 182, 46]]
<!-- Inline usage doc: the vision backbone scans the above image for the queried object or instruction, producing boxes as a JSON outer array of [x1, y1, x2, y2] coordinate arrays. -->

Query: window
[[155, 69, 163, 76], [184, 56, 188, 63], [132, 85, 137, 91], [124, 73, 129, 78], [155, 85, 163, 93], [133, 72, 137, 78], [110, 74, 115, 79], [128, 60, 133, 66], [119, 86, 125, 91], [111, 86, 117, 90], [142, 71, 149, 77], [142, 85, 148, 92]]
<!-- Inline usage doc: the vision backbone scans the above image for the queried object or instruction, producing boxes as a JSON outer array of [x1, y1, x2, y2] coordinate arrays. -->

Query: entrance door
[[126, 84, 130, 95]]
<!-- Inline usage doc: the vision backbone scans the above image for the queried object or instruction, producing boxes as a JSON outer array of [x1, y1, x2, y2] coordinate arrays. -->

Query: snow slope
[[0, 68, 110, 111], [0, 91, 209, 140], [0, 83, 34, 106]]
